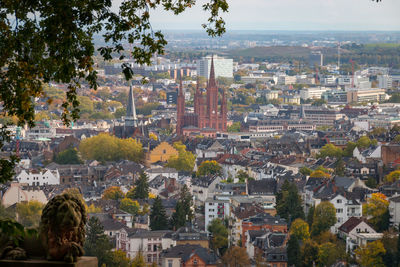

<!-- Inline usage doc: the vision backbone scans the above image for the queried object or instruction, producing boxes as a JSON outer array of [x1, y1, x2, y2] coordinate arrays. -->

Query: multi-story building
[[300, 86, 330, 100], [330, 194, 363, 233], [117, 229, 175, 263], [302, 107, 347, 126], [249, 120, 316, 132], [378, 74, 393, 89], [346, 88, 388, 103], [322, 90, 348, 104], [197, 55, 233, 78], [277, 75, 296, 85], [205, 196, 230, 231], [16, 169, 60, 186]]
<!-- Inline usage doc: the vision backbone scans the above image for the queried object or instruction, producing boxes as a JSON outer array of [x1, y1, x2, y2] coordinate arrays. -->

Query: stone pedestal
[[0, 256, 98, 267]]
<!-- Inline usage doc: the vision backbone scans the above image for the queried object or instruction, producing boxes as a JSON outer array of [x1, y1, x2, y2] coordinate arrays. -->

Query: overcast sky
[[114, 0, 400, 31]]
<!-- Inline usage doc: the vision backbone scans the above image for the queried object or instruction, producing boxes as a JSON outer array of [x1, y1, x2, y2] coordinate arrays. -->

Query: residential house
[[119, 230, 175, 263], [16, 169, 60, 186], [1, 182, 47, 208], [192, 175, 223, 203], [146, 168, 179, 183], [337, 217, 376, 252], [353, 145, 381, 164], [172, 226, 209, 249], [160, 244, 218, 267], [242, 213, 287, 248]]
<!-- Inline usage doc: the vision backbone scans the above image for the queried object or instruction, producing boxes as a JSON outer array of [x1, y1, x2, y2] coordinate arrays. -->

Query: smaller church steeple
[[126, 80, 138, 127]]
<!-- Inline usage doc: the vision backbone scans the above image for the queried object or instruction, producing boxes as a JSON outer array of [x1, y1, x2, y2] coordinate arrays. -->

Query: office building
[[197, 55, 233, 79]]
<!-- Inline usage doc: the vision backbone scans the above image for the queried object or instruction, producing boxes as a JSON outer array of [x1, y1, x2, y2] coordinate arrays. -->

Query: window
[[148, 244, 152, 251], [193, 258, 198, 265], [337, 199, 342, 204], [168, 260, 173, 267], [163, 149, 166, 154], [148, 255, 152, 262]]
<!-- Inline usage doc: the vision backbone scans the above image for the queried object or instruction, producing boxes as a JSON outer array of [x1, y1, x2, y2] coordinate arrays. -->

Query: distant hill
[[227, 46, 339, 63]]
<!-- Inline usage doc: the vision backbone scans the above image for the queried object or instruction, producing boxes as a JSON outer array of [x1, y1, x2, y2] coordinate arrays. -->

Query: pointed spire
[[208, 55, 216, 88], [126, 80, 138, 127], [178, 78, 183, 96]]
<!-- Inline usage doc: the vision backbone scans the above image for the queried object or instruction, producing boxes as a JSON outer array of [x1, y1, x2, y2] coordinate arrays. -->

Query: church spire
[[208, 55, 217, 88], [126, 80, 138, 127]]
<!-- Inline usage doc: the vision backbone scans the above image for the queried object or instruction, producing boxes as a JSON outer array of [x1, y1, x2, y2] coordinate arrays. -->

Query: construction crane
[[349, 59, 355, 88]]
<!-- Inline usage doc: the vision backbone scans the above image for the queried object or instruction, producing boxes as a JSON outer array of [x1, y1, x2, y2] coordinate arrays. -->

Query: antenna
[[337, 42, 341, 69]]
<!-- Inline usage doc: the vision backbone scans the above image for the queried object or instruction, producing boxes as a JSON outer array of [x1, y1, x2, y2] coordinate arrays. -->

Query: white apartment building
[[330, 194, 362, 233], [116, 229, 175, 262], [389, 195, 400, 227], [16, 169, 60, 186], [378, 74, 393, 89], [300, 86, 330, 100], [197, 55, 233, 78], [277, 75, 296, 85], [205, 196, 230, 231]]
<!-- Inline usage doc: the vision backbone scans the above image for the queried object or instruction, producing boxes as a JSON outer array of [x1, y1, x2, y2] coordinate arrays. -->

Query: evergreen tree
[[307, 205, 315, 228], [150, 196, 168, 230], [376, 208, 390, 232], [84, 217, 113, 266], [287, 235, 300, 267], [133, 172, 149, 199], [170, 185, 193, 229], [276, 180, 305, 224]]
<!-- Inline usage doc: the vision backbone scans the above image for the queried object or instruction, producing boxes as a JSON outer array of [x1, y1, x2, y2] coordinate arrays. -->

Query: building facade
[[197, 55, 233, 79], [176, 57, 227, 135]]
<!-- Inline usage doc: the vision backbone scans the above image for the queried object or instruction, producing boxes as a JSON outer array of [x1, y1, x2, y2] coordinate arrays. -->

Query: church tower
[[176, 79, 185, 135], [126, 81, 138, 127], [206, 56, 219, 129]]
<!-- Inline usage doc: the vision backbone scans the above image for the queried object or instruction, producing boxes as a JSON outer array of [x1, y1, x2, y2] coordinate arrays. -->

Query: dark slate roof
[[248, 179, 277, 195], [265, 247, 287, 262], [244, 213, 287, 226], [161, 244, 218, 265]]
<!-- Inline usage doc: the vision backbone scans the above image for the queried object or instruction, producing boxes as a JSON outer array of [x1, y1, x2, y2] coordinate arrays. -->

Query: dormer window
[[193, 258, 198, 265]]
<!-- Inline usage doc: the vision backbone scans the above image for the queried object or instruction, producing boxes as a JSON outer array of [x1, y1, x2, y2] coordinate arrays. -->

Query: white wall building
[[330, 194, 363, 233], [378, 74, 393, 89], [205, 196, 230, 231], [1, 182, 48, 207], [389, 195, 400, 227], [197, 55, 233, 78], [300, 86, 330, 100], [16, 169, 60, 186]]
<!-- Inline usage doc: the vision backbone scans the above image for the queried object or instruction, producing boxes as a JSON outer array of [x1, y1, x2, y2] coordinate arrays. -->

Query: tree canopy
[[311, 202, 337, 237], [166, 141, 196, 172], [79, 133, 143, 163], [197, 160, 222, 177], [102, 186, 125, 200]]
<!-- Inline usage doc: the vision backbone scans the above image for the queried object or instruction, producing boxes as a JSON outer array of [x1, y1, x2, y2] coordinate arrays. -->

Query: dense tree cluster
[[79, 133, 143, 163]]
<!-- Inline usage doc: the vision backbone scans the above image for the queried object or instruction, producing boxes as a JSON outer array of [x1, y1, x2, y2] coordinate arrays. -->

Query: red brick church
[[176, 57, 227, 136]]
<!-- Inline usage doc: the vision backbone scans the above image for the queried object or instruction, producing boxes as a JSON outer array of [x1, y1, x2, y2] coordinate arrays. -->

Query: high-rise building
[[197, 55, 233, 79], [176, 57, 227, 136], [309, 51, 323, 67]]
